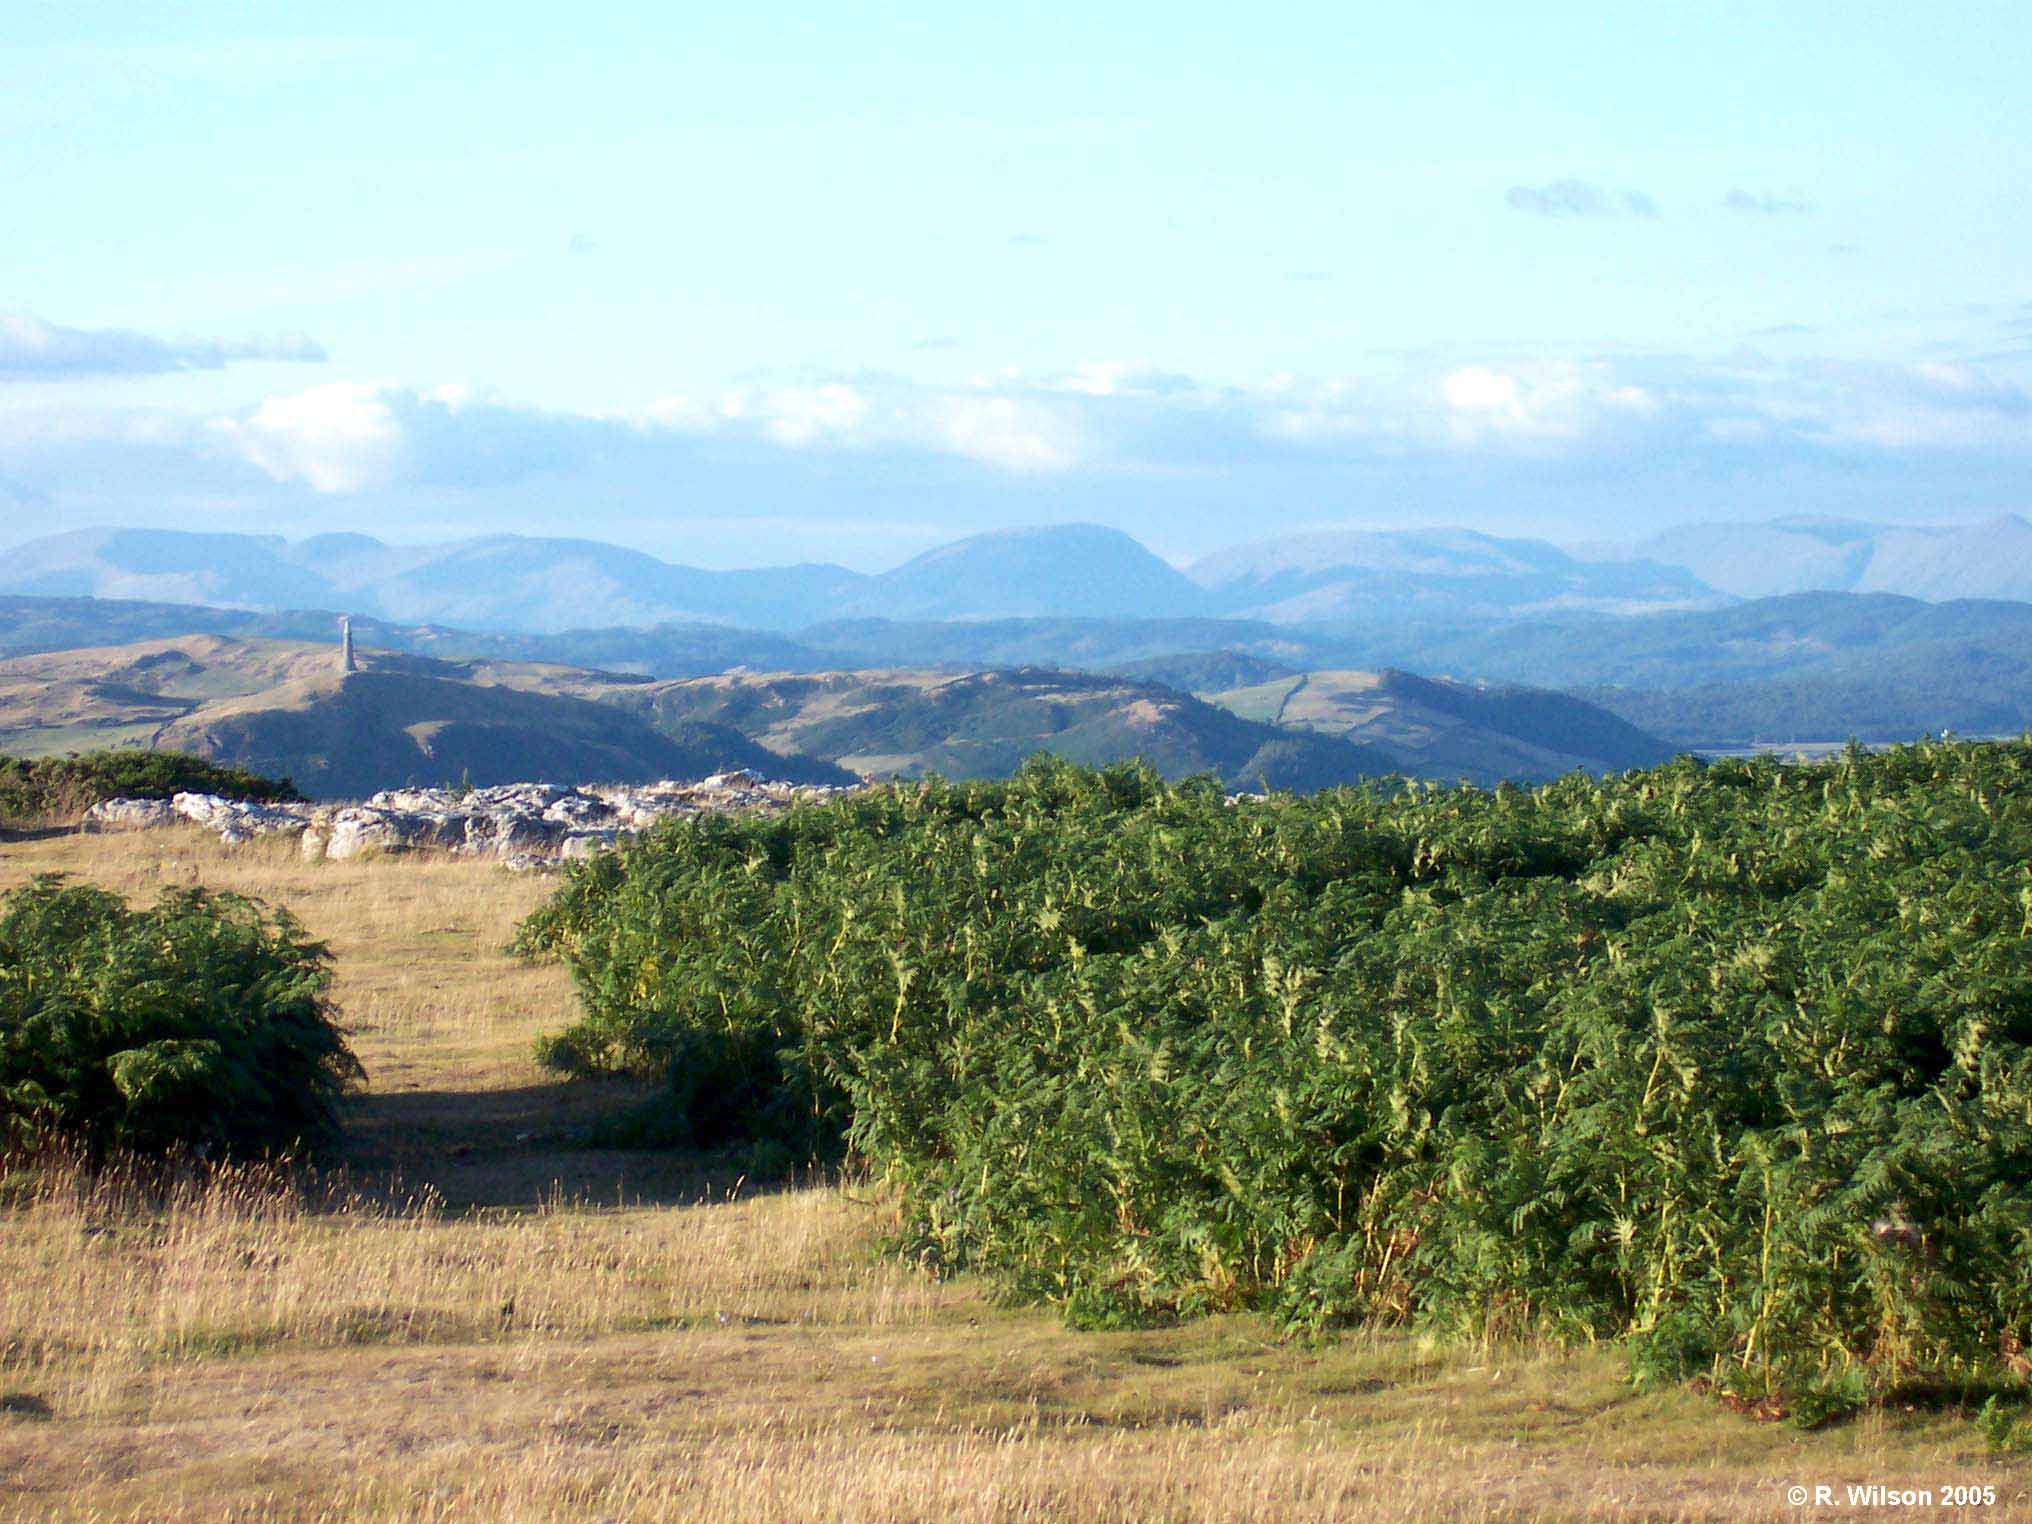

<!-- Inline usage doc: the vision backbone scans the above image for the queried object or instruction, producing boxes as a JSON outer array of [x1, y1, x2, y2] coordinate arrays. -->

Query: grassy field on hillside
[[0, 828, 2026, 1521]]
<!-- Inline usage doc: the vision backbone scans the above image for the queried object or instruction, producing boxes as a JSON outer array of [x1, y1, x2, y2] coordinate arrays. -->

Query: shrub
[[0, 750, 302, 824], [0, 877, 359, 1155], [518, 745, 2032, 1411]]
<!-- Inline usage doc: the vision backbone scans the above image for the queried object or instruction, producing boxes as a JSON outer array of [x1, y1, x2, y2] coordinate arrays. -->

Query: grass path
[[2, 827, 2028, 1520]]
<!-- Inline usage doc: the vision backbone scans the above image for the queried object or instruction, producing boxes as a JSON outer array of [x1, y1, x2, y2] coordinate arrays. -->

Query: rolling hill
[[584, 667, 1402, 791], [796, 616, 1354, 671], [0, 617, 1684, 793], [6, 585, 2030, 752], [580, 665, 1678, 790], [1205, 669, 1676, 786], [0, 637, 852, 796]]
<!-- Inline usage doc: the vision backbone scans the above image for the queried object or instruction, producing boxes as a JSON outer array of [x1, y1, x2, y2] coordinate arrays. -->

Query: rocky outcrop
[[85, 770, 858, 868]]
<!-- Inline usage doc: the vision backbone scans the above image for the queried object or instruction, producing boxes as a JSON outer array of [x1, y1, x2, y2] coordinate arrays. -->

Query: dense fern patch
[[0, 878, 358, 1155], [517, 744, 2032, 1411]]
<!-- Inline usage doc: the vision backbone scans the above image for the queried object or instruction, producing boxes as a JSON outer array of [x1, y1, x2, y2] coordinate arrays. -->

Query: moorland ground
[[0, 825, 2027, 1521]]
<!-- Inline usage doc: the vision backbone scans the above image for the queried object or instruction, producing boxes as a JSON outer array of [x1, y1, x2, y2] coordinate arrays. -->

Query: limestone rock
[[86, 798, 180, 830], [92, 770, 863, 867]]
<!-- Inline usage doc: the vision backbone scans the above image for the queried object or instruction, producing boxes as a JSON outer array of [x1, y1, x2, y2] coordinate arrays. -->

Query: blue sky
[[4, 0, 2029, 568]]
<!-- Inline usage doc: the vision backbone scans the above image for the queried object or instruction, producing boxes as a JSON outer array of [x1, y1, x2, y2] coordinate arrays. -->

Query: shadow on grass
[[0, 823, 79, 844], [1875, 1378, 2030, 1416], [338, 1077, 803, 1213]]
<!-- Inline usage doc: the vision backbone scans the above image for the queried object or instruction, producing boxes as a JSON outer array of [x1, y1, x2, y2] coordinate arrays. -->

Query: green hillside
[[593, 667, 1402, 793], [0, 636, 850, 796], [1206, 668, 1675, 785]]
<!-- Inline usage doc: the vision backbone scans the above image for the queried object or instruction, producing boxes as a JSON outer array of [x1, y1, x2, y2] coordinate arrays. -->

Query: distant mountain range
[[1584, 515, 2032, 603], [1346, 591, 2032, 692], [0, 520, 1716, 633], [9, 515, 2030, 635], [0, 528, 858, 633], [5, 507, 2031, 763], [1186, 528, 1716, 622]]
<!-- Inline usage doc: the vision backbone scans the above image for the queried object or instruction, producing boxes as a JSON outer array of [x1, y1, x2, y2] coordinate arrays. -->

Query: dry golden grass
[[2, 827, 2029, 1521]]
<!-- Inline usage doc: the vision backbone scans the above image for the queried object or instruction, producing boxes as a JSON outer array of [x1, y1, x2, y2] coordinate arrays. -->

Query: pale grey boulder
[[93, 770, 862, 866]]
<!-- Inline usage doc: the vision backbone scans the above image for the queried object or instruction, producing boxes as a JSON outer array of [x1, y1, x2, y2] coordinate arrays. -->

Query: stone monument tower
[[340, 615, 357, 674]]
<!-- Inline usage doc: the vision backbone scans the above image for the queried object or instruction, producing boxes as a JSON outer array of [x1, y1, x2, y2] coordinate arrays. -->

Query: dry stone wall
[[85, 772, 858, 869]]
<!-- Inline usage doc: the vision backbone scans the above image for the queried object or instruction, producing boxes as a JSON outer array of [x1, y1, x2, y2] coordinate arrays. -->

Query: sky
[[3, 0, 2030, 570]]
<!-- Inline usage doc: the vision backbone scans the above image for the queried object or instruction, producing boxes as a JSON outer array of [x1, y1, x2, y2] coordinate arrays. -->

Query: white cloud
[[1439, 363, 1658, 442], [718, 383, 872, 447], [19, 350, 2032, 556], [934, 394, 1082, 471], [0, 313, 325, 380], [6, 345, 2032, 567], [1723, 188, 1813, 217], [1766, 361, 2032, 451], [218, 381, 406, 492], [1056, 361, 1195, 398], [1505, 180, 1660, 219]]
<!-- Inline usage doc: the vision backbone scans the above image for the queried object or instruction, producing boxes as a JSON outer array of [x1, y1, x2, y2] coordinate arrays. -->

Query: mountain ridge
[[12, 514, 2031, 633], [1587, 514, 2032, 602], [3, 521, 1731, 632]]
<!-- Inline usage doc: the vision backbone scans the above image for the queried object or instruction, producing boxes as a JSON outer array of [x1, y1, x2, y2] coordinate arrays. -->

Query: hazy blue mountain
[[0, 596, 832, 675], [1598, 515, 2032, 602], [1352, 592, 2032, 691], [1, 528, 340, 610], [11, 516, 2032, 637], [797, 617, 1361, 670], [5, 524, 1219, 631], [344, 535, 859, 632], [0, 527, 858, 634], [835, 524, 1213, 620], [1586, 672, 2032, 747], [1187, 527, 1720, 623], [1856, 517, 2032, 601]]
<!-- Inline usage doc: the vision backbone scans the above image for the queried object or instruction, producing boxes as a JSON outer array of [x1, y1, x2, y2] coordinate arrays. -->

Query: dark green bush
[[0, 750, 301, 823], [517, 744, 2032, 1411], [0, 877, 359, 1155]]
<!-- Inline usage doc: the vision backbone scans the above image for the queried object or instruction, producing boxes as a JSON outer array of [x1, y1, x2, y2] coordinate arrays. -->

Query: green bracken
[[0, 877, 359, 1156], [0, 749, 302, 824], [517, 742, 2032, 1416]]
